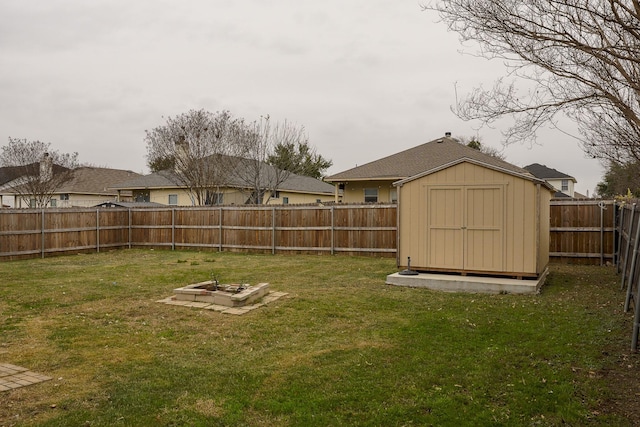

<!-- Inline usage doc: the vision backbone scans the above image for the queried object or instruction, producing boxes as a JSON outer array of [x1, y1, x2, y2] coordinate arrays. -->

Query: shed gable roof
[[324, 136, 529, 181], [394, 157, 552, 190]]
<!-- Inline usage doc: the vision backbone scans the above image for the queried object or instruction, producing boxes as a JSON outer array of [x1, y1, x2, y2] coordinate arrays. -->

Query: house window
[[364, 188, 378, 203], [60, 194, 70, 201], [50, 199, 57, 207], [282, 197, 289, 205], [134, 191, 150, 203], [390, 189, 397, 203], [271, 191, 280, 199], [561, 180, 569, 191], [168, 194, 178, 205], [206, 191, 223, 205], [29, 199, 36, 208]]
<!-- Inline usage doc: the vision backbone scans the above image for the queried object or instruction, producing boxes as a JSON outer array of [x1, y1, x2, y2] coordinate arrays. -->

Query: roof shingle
[[325, 136, 530, 181]]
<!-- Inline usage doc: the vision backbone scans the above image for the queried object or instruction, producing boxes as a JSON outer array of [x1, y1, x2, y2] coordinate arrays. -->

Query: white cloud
[[0, 0, 604, 194]]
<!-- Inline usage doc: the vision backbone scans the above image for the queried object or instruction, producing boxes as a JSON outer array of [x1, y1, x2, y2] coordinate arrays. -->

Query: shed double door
[[427, 186, 504, 272]]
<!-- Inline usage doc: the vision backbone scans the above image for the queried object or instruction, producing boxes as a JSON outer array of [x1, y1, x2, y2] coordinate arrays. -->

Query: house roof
[[56, 167, 142, 195], [325, 136, 531, 182], [0, 165, 25, 186], [0, 162, 69, 186], [523, 163, 577, 182], [111, 158, 335, 196]]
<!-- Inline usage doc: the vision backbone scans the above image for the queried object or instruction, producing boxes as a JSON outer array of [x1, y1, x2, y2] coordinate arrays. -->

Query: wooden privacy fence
[[0, 204, 397, 260], [614, 202, 640, 350], [549, 199, 616, 265], [0, 200, 617, 262]]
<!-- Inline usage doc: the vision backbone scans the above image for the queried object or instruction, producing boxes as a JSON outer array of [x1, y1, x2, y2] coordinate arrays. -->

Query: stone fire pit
[[172, 281, 269, 307], [157, 280, 286, 315]]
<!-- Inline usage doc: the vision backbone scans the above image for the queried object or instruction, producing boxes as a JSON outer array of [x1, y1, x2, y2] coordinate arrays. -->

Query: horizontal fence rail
[[0, 200, 617, 264], [614, 202, 640, 351], [549, 199, 616, 265], [0, 204, 398, 260]]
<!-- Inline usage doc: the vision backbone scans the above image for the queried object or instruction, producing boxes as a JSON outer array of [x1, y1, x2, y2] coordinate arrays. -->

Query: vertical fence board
[[549, 200, 615, 265], [0, 200, 616, 262]]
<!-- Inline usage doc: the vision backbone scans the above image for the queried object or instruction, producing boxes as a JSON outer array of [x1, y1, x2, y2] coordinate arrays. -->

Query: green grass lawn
[[0, 250, 636, 426]]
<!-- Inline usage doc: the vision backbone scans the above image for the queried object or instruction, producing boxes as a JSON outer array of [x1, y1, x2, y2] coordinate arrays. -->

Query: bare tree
[[0, 137, 79, 208], [424, 0, 640, 164], [145, 109, 245, 206], [229, 116, 309, 204]]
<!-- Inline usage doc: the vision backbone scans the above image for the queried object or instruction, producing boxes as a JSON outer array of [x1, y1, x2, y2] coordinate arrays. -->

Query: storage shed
[[393, 142, 554, 282]]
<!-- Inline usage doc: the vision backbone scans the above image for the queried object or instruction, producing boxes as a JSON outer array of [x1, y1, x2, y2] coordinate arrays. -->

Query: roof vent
[[444, 132, 451, 137]]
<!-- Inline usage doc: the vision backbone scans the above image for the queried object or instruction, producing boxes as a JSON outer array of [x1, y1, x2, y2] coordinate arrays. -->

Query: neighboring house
[[110, 162, 337, 206], [5, 167, 141, 208], [523, 163, 577, 198], [0, 165, 24, 208], [325, 133, 534, 203], [94, 201, 165, 208], [0, 163, 67, 208]]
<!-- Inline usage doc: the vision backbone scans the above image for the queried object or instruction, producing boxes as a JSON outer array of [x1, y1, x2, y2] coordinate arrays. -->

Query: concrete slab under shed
[[386, 269, 548, 295]]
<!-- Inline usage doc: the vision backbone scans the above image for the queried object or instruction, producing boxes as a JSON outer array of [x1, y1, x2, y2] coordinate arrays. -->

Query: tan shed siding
[[397, 161, 547, 276], [398, 179, 423, 266], [465, 186, 504, 271], [506, 177, 525, 272], [428, 187, 463, 269]]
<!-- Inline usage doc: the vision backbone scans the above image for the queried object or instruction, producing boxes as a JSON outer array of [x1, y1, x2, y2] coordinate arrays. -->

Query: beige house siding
[[546, 178, 575, 197], [397, 162, 552, 277], [144, 188, 334, 206], [267, 191, 334, 205], [339, 180, 397, 204], [14, 193, 120, 208], [144, 188, 248, 206]]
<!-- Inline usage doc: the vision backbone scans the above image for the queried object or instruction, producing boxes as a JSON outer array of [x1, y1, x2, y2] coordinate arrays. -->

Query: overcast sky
[[0, 1, 604, 195]]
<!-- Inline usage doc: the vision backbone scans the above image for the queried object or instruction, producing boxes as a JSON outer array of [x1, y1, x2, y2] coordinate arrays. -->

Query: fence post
[[632, 277, 640, 351], [96, 209, 100, 253], [218, 207, 223, 252], [617, 204, 625, 273], [621, 204, 636, 290], [624, 212, 640, 312], [600, 201, 605, 266], [128, 209, 132, 249], [272, 206, 276, 255], [41, 208, 45, 259], [171, 208, 175, 251], [331, 206, 335, 255]]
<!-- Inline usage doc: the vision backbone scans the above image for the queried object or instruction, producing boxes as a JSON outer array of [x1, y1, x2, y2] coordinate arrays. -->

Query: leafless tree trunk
[[0, 138, 78, 208], [145, 110, 245, 205], [424, 0, 640, 164], [229, 116, 307, 204]]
